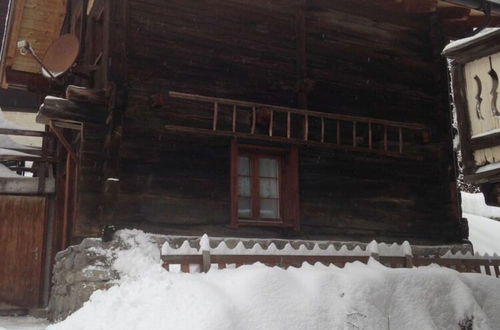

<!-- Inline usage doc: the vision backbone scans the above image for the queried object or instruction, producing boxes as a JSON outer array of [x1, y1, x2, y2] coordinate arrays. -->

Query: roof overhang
[[0, 0, 67, 90]]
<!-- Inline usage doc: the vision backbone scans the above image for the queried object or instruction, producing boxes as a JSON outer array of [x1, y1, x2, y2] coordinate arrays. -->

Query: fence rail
[[161, 235, 500, 278], [161, 252, 500, 278]]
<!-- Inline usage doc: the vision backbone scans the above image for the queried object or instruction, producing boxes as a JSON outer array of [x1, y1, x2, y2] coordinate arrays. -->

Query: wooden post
[[213, 102, 218, 131], [304, 114, 309, 141], [269, 110, 274, 137], [287, 112, 291, 139], [336, 120, 340, 145], [399, 127, 403, 153], [320, 117, 325, 143], [353, 121, 357, 147], [383, 126, 388, 151], [368, 121, 372, 149], [232, 105, 237, 132], [251, 107, 256, 134], [202, 250, 211, 273]]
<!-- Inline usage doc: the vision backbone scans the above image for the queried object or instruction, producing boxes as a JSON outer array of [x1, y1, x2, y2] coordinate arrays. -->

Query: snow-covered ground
[[1, 194, 499, 330], [0, 317, 48, 330], [462, 192, 500, 255]]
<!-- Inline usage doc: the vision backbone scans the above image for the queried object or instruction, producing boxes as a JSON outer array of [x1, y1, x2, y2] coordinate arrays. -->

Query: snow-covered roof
[[0, 163, 21, 178], [443, 28, 500, 56]]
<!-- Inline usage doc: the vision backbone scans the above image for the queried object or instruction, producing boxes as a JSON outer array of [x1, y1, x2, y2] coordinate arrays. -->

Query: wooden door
[[0, 195, 47, 308]]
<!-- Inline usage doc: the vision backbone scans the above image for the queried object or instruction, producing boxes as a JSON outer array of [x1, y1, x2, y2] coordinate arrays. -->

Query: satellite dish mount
[[17, 34, 80, 80]]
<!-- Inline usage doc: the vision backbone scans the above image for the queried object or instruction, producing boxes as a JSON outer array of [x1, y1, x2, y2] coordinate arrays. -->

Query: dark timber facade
[[6, 0, 500, 249]]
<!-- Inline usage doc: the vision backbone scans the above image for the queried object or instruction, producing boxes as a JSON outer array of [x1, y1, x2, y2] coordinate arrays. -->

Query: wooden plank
[[399, 127, 403, 153], [251, 107, 256, 134], [269, 110, 274, 137], [369, 122, 373, 149], [353, 121, 357, 147], [0, 195, 47, 308], [232, 105, 237, 132], [321, 117, 325, 143], [0, 128, 46, 137], [213, 102, 218, 131]]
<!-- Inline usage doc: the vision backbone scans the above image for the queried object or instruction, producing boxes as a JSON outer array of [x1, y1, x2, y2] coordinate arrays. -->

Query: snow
[[0, 316, 49, 330], [462, 192, 500, 219], [476, 162, 500, 174], [47, 260, 500, 330], [2, 194, 500, 330], [466, 213, 500, 256], [461, 192, 500, 255], [0, 164, 21, 178], [0, 108, 24, 130], [472, 128, 500, 139], [0, 148, 38, 157], [162, 239, 414, 257], [443, 28, 500, 53]]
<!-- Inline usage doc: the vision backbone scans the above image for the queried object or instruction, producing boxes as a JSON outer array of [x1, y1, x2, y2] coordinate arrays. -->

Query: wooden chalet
[[1, 0, 500, 309]]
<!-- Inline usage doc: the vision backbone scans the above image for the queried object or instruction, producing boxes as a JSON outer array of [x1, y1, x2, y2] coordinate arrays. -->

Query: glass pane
[[238, 176, 251, 196], [238, 198, 251, 218], [259, 178, 278, 198], [259, 158, 278, 178], [260, 198, 279, 219], [238, 156, 250, 175]]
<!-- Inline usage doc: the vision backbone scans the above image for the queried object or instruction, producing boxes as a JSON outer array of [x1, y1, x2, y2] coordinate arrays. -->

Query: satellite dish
[[41, 34, 80, 79]]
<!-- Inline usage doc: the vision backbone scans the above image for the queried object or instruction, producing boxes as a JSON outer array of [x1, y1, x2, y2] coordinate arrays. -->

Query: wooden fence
[[162, 250, 500, 278]]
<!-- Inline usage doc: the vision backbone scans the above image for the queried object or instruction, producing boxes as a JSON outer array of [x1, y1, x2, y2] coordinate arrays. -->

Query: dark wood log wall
[[73, 0, 462, 243]]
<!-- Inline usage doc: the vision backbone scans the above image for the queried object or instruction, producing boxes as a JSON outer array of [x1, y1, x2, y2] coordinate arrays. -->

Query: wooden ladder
[[164, 91, 430, 159]]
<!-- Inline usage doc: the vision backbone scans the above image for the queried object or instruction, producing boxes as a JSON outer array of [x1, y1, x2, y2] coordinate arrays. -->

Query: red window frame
[[230, 141, 300, 230]]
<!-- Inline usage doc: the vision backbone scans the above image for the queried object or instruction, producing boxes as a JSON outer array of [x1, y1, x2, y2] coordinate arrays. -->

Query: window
[[231, 141, 300, 230]]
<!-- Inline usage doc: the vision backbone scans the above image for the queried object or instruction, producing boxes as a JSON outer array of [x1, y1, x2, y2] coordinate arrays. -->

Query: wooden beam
[[49, 122, 79, 162]]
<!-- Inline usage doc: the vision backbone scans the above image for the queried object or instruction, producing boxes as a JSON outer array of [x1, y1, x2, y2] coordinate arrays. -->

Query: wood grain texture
[[0, 195, 47, 308]]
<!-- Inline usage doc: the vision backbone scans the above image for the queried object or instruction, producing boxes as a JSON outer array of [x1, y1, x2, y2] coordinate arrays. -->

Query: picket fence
[[160, 235, 500, 278]]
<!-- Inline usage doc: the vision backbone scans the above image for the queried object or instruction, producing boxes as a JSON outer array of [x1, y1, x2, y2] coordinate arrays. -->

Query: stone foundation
[[48, 238, 118, 321]]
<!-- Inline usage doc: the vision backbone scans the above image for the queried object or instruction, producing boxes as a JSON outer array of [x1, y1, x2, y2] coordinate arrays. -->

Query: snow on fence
[[161, 235, 500, 277]]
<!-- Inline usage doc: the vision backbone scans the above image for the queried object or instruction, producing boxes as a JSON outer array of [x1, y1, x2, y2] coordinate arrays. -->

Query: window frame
[[230, 141, 300, 230]]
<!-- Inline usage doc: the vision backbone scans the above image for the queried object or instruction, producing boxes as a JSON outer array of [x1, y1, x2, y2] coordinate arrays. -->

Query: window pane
[[238, 156, 250, 175], [259, 158, 278, 178], [238, 198, 251, 218], [238, 176, 251, 196], [260, 198, 279, 219], [259, 178, 278, 198]]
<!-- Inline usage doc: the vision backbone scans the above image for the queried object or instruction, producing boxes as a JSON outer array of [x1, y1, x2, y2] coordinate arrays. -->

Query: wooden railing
[[161, 235, 500, 278], [162, 252, 500, 278], [164, 91, 430, 159], [0, 127, 54, 193]]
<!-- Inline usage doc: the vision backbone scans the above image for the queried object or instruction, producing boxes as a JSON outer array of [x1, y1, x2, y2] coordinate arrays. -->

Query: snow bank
[[0, 164, 21, 178], [462, 192, 500, 219], [461, 192, 500, 255], [48, 256, 500, 330], [0, 316, 49, 330], [466, 213, 500, 256], [0, 108, 23, 130]]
